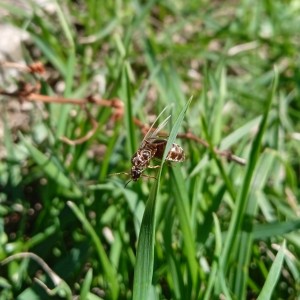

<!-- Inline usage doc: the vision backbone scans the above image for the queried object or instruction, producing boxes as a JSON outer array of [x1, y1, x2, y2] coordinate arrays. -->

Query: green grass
[[1, 1, 300, 299]]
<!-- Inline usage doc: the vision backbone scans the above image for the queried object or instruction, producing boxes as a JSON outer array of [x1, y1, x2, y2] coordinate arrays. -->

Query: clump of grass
[[1, 1, 300, 299]]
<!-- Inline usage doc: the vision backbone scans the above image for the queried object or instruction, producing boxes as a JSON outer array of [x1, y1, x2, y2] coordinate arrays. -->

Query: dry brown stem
[[0, 71, 124, 145], [133, 118, 246, 166], [1, 61, 245, 164]]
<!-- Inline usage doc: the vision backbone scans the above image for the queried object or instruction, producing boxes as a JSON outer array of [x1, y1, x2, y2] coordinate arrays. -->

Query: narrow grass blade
[[253, 220, 300, 239], [31, 35, 66, 77], [80, 268, 93, 300], [132, 177, 160, 300], [20, 134, 81, 197], [121, 61, 136, 156], [211, 68, 226, 144], [133, 97, 192, 300], [170, 167, 198, 287], [201, 116, 236, 201], [163, 206, 185, 299], [220, 70, 277, 272], [57, 51, 76, 137], [54, 1, 75, 50], [257, 241, 286, 300], [233, 152, 275, 298], [220, 116, 262, 150], [203, 213, 223, 300], [67, 201, 119, 300]]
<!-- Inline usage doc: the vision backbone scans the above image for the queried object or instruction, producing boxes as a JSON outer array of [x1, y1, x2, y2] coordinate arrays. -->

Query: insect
[[111, 114, 185, 186]]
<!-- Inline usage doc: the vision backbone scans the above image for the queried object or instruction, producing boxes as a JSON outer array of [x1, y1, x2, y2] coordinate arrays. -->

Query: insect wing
[[141, 105, 170, 141], [142, 115, 171, 143]]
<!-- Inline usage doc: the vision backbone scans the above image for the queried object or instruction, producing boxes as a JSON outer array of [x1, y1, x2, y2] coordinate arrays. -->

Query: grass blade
[[67, 201, 119, 300], [20, 134, 81, 197], [133, 97, 192, 300], [203, 213, 222, 300], [219, 69, 278, 293], [253, 220, 300, 239], [80, 268, 93, 300], [222, 74, 277, 260], [170, 167, 198, 288], [122, 61, 136, 156], [233, 152, 275, 298], [257, 241, 286, 300], [132, 177, 160, 300]]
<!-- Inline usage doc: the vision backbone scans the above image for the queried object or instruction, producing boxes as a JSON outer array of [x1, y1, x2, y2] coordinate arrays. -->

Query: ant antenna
[[124, 179, 132, 188], [141, 174, 157, 180]]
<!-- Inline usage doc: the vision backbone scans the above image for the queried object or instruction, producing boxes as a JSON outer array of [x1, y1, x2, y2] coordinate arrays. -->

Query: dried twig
[[0, 79, 124, 145], [179, 132, 246, 165], [60, 106, 99, 145], [1, 61, 246, 163], [1, 252, 63, 286], [1, 61, 46, 74], [1, 252, 72, 296], [1, 86, 124, 118], [133, 118, 246, 165]]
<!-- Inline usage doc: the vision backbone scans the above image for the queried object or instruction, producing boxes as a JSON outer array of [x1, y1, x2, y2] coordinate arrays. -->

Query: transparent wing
[[142, 115, 171, 142]]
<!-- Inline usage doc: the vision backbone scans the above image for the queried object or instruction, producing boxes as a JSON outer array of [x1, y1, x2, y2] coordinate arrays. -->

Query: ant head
[[131, 166, 142, 181]]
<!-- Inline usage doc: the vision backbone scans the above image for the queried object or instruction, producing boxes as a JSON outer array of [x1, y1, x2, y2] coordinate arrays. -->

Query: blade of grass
[[54, 1, 75, 50], [203, 213, 231, 300], [80, 268, 93, 300], [257, 241, 286, 300], [24, 224, 57, 249], [55, 1, 76, 137], [121, 61, 136, 156], [20, 134, 82, 197], [144, 38, 169, 103], [170, 167, 199, 289], [132, 97, 192, 300], [67, 201, 119, 300], [163, 202, 185, 299], [219, 69, 278, 285], [123, 0, 156, 49], [132, 176, 160, 300], [0, 2, 31, 18], [253, 220, 300, 239], [31, 35, 66, 76], [211, 68, 226, 144], [201, 116, 236, 201], [99, 121, 121, 181], [220, 117, 262, 150], [2, 112, 21, 188], [56, 50, 76, 137], [233, 152, 275, 298]]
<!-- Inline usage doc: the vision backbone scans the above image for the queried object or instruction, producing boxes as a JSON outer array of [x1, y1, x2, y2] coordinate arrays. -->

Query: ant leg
[[164, 159, 175, 167], [109, 172, 130, 177], [141, 174, 157, 180], [148, 165, 160, 169]]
